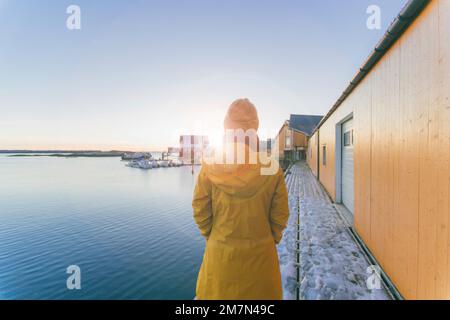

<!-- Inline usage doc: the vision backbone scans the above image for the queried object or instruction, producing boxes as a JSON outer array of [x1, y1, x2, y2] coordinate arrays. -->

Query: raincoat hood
[[202, 141, 274, 198], [205, 162, 268, 198]]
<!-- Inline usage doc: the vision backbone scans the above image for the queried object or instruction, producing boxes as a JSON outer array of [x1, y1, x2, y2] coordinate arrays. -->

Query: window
[[322, 145, 327, 166], [285, 135, 291, 148], [344, 131, 351, 146]]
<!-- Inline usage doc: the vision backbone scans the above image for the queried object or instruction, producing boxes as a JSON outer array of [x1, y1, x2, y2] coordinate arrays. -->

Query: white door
[[341, 118, 354, 214]]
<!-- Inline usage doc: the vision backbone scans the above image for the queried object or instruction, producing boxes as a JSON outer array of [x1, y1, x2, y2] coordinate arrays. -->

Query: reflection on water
[[0, 155, 204, 299]]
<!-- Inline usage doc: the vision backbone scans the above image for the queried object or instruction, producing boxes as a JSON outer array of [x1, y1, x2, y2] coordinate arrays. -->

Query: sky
[[0, 0, 408, 151]]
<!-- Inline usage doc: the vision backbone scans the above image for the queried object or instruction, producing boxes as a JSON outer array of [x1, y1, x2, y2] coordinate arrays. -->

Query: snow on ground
[[277, 162, 391, 300], [277, 166, 300, 300]]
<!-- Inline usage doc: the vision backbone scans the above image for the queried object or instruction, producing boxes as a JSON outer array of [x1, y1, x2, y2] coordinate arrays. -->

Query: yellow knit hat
[[224, 98, 259, 131]]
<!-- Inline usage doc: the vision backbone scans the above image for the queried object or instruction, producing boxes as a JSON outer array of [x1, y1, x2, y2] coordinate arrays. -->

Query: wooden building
[[274, 115, 322, 162], [306, 0, 449, 299]]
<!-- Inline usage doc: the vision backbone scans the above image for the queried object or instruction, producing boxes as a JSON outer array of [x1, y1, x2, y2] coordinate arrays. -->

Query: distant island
[[1, 150, 137, 158]]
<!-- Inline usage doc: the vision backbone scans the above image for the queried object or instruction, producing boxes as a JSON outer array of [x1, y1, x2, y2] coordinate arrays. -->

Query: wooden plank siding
[[440, 0, 450, 299], [316, 97, 354, 200], [274, 122, 288, 160], [307, 132, 319, 177], [274, 121, 308, 160], [354, 81, 373, 248], [293, 130, 308, 148], [413, 1, 441, 299], [306, 0, 450, 299]]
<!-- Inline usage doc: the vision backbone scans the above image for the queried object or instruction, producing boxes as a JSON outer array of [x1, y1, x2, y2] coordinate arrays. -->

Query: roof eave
[[310, 0, 431, 136]]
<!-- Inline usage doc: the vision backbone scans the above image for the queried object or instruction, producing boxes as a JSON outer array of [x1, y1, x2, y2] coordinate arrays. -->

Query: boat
[[169, 159, 183, 167], [150, 160, 159, 168], [126, 159, 152, 169], [158, 160, 169, 168]]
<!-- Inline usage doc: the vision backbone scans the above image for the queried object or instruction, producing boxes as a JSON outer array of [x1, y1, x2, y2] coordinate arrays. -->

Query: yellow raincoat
[[192, 161, 289, 300]]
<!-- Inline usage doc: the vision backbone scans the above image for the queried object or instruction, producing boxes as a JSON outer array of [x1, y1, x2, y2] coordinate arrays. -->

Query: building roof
[[289, 115, 323, 136], [311, 0, 430, 135]]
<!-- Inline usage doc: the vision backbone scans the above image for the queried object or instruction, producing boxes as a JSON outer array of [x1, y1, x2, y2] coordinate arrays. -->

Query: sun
[[207, 129, 224, 149]]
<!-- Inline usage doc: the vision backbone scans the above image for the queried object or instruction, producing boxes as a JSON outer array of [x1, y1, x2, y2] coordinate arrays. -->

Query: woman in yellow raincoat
[[192, 99, 289, 300]]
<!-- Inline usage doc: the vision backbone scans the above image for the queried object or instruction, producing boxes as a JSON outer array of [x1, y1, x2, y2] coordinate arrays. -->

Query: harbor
[[123, 154, 183, 170]]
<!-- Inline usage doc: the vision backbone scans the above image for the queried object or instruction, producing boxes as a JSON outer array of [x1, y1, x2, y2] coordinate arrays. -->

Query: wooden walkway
[[277, 162, 392, 300]]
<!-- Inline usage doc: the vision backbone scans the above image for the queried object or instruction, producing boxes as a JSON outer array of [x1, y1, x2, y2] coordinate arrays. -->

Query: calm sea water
[[0, 155, 204, 299]]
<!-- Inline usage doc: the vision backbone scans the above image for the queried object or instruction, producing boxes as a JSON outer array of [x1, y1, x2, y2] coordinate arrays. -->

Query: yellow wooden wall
[[307, 131, 319, 177], [274, 123, 308, 160], [307, 0, 450, 299], [316, 95, 354, 200], [293, 131, 308, 148], [274, 123, 288, 160]]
